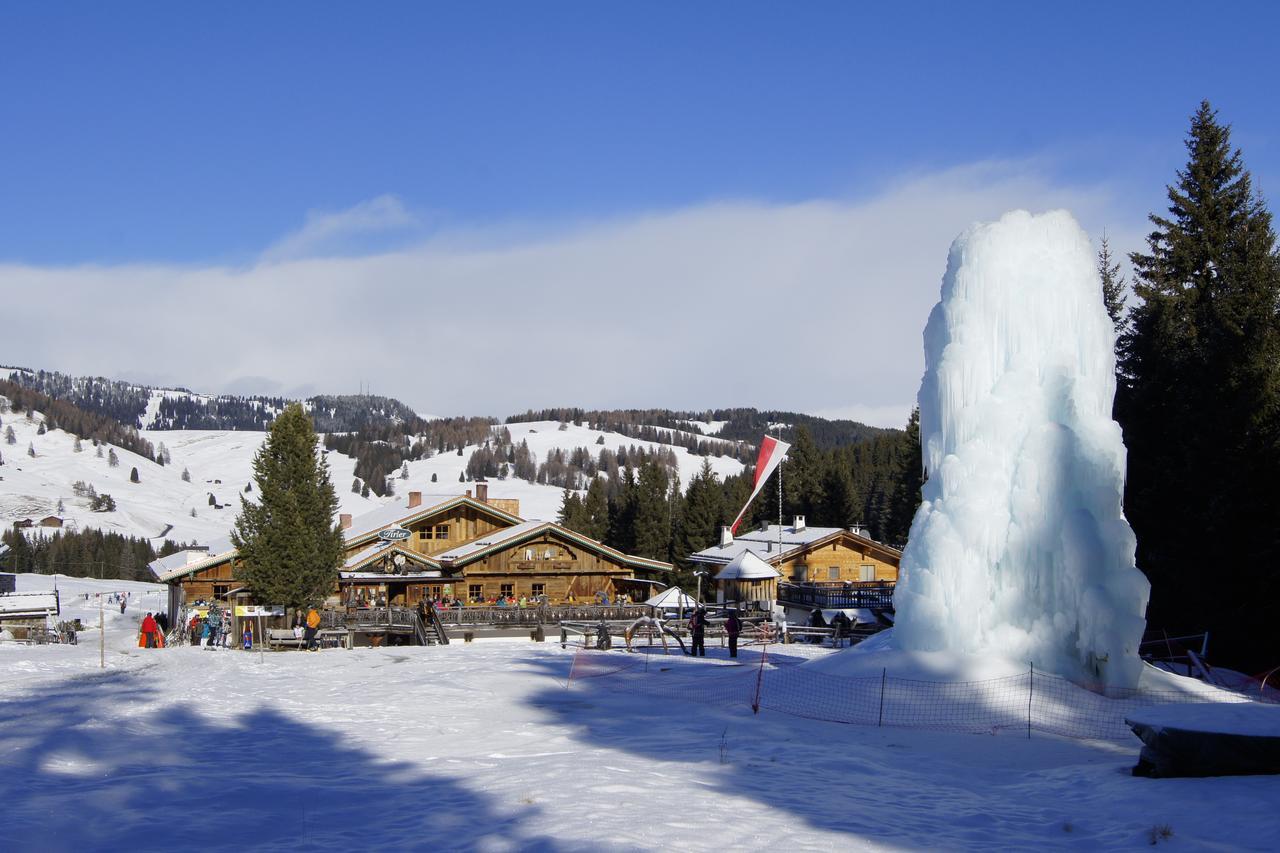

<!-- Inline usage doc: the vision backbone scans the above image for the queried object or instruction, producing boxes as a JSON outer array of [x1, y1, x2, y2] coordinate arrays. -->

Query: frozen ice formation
[[893, 209, 1150, 689]]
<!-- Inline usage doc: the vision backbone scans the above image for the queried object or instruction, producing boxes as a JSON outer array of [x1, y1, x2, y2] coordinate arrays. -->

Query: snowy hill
[[1, 408, 745, 548]]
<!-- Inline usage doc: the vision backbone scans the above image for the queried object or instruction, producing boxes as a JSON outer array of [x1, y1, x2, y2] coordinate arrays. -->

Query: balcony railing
[[777, 581, 895, 610]]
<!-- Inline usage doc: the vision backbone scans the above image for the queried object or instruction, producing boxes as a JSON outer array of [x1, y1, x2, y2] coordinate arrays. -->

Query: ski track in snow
[[3, 575, 1278, 851]]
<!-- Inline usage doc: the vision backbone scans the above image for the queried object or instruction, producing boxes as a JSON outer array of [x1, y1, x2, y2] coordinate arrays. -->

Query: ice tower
[[893, 210, 1150, 689]]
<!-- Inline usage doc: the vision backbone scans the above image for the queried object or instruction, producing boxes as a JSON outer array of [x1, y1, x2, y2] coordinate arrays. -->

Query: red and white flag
[[729, 434, 791, 534]]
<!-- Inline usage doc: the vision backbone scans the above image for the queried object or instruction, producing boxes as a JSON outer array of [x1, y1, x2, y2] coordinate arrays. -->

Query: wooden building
[[150, 486, 671, 616], [688, 516, 900, 584]]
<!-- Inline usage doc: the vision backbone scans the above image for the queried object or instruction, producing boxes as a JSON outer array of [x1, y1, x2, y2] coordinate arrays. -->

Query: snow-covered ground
[[0, 411, 744, 547], [3, 573, 1277, 851]]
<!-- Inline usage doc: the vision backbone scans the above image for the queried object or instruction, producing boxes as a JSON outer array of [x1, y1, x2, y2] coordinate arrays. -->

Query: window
[[500, 583, 514, 597], [433, 524, 450, 540], [793, 565, 807, 583], [418, 530, 430, 540], [827, 566, 840, 581], [469, 584, 484, 601], [860, 564, 876, 582], [531, 583, 545, 598], [523, 549, 534, 561]]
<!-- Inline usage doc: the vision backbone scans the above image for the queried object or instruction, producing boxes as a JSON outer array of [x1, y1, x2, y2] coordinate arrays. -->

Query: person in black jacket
[[689, 607, 707, 657], [725, 609, 742, 658]]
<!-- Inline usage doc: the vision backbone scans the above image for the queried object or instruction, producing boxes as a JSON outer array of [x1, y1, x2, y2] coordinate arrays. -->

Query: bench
[[267, 629, 305, 649]]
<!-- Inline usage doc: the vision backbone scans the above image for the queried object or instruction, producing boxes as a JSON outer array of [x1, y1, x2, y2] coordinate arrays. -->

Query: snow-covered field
[[0, 411, 745, 547], [3, 574, 1277, 851]]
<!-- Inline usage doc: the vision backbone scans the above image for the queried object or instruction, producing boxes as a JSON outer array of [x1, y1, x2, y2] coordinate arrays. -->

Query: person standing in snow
[[140, 612, 159, 648], [725, 609, 742, 659], [304, 606, 321, 651], [206, 603, 222, 648], [689, 607, 707, 657]]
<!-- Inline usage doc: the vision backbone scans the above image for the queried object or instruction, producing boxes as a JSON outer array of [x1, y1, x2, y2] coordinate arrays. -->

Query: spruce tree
[[28, 441, 35, 458], [632, 462, 671, 560], [231, 402, 343, 609], [107, 448, 119, 467], [1118, 102, 1280, 671], [430, 472, 438, 483], [129, 467, 140, 483], [5, 425, 15, 444], [1098, 232, 1127, 335], [579, 476, 611, 541], [181, 467, 191, 482]]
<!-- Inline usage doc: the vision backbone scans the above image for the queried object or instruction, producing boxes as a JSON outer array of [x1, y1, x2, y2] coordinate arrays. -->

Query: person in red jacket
[[140, 612, 159, 648]]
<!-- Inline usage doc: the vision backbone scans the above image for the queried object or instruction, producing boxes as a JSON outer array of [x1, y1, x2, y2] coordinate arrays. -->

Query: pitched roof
[[689, 524, 900, 567], [343, 493, 524, 546], [434, 520, 672, 573], [343, 542, 440, 572], [715, 551, 781, 580]]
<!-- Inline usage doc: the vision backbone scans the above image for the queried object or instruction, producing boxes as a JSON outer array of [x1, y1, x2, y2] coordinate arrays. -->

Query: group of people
[[686, 607, 743, 658], [137, 610, 168, 648], [290, 607, 323, 650]]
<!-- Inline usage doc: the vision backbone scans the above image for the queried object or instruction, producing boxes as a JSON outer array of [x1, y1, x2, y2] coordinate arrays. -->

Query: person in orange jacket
[[304, 607, 321, 651]]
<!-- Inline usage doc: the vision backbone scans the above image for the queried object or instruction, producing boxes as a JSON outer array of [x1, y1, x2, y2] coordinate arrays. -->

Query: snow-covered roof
[[343, 542, 440, 571], [148, 536, 236, 582], [645, 586, 697, 609], [434, 520, 548, 562], [689, 524, 899, 566], [714, 551, 780, 581]]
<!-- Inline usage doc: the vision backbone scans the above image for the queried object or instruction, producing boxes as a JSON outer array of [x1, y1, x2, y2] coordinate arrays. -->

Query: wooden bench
[[267, 629, 305, 649]]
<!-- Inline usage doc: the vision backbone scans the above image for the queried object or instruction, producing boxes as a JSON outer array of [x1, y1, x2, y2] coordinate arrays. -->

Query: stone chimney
[[475, 481, 489, 503], [794, 515, 806, 532], [408, 491, 422, 509], [339, 513, 352, 530], [719, 526, 733, 547]]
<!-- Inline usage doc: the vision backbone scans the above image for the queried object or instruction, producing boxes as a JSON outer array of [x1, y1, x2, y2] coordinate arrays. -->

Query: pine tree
[[361, 483, 370, 498], [27, 441, 35, 458], [129, 466, 140, 483], [631, 462, 671, 560], [400, 461, 409, 479], [96, 444, 103, 458], [5, 425, 15, 444], [678, 460, 725, 561], [1098, 232, 1127, 335], [107, 448, 119, 467], [352, 478, 361, 494], [558, 489, 584, 530], [73, 437, 83, 453], [37, 421, 46, 435], [457, 471, 465, 483], [1118, 102, 1280, 671], [181, 467, 191, 482], [231, 403, 343, 609], [430, 472, 438, 483]]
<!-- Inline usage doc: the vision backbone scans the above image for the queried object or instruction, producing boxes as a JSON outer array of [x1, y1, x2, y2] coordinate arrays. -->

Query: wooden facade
[[157, 491, 671, 612], [776, 531, 899, 584]]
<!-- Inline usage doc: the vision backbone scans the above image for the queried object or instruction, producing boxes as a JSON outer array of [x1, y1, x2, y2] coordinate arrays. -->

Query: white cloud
[[0, 162, 1139, 427], [260, 194, 421, 262]]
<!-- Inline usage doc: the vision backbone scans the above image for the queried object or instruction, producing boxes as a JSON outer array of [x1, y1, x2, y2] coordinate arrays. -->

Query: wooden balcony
[[777, 581, 895, 610]]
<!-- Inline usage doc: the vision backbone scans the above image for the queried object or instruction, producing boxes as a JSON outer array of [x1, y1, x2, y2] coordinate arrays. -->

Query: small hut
[[715, 551, 780, 612]]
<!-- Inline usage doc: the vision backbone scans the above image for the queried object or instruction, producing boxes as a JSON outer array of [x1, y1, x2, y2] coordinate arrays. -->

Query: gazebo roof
[[715, 551, 781, 581]]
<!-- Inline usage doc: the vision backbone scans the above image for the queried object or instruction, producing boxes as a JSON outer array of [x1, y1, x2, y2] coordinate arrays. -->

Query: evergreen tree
[[457, 471, 465, 483], [231, 402, 343, 609], [400, 461, 409, 479], [245, 482, 252, 492], [430, 472, 438, 483], [632, 462, 671, 560], [96, 444, 103, 458], [361, 483, 371, 498], [558, 488, 584, 530], [579, 476, 611, 541], [107, 448, 119, 467], [27, 441, 35, 458], [129, 466, 140, 483], [678, 460, 725, 561], [37, 421, 46, 435], [4, 425, 14, 444], [884, 408, 923, 545], [1098, 232, 1127, 335], [352, 478, 361, 494], [73, 437, 83, 452], [1118, 102, 1280, 671], [181, 466, 191, 482]]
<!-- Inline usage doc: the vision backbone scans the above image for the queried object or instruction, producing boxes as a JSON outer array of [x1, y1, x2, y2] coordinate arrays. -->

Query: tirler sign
[[378, 527, 412, 542]]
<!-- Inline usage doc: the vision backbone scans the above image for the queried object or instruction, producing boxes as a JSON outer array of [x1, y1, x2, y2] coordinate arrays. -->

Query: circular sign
[[378, 527, 412, 542]]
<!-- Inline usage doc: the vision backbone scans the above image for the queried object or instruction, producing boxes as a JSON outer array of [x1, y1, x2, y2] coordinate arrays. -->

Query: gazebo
[[645, 585, 698, 617], [714, 551, 781, 611]]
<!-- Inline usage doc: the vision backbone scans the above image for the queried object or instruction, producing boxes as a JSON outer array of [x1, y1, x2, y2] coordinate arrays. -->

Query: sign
[[234, 605, 285, 617], [379, 527, 412, 542]]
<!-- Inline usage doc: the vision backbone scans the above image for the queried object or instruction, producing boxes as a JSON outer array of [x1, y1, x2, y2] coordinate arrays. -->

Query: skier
[[689, 606, 707, 657], [725, 609, 742, 659], [206, 603, 222, 648]]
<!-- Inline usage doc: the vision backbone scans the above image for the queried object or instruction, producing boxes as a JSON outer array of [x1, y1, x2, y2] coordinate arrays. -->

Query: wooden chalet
[[689, 516, 900, 584], [150, 484, 672, 622]]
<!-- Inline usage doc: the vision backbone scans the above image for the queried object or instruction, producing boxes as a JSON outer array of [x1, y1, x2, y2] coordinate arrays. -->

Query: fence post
[[1027, 662, 1033, 740], [878, 667, 886, 727]]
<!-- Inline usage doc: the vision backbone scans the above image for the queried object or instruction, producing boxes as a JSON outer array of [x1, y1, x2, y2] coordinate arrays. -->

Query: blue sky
[[1, 3, 1277, 420]]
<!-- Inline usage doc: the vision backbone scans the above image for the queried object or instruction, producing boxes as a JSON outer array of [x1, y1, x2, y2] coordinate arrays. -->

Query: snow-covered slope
[[1, 412, 745, 546]]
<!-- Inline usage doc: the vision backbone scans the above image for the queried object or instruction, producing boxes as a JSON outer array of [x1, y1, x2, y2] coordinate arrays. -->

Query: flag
[[729, 434, 790, 534]]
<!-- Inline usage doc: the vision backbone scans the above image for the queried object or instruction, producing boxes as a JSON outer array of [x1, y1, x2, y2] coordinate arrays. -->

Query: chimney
[[794, 515, 806, 532], [465, 489, 472, 499], [408, 491, 422, 509], [476, 481, 489, 503], [850, 522, 866, 538], [339, 513, 352, 530], [719, 526, 733, 547]]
